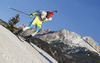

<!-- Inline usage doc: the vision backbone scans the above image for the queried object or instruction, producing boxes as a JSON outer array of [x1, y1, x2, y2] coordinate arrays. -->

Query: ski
[[16, 34, 26, 42]]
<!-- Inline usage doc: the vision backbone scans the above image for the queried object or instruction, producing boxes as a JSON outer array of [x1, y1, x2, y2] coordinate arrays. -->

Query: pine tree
[[7, 14, 20, 32]]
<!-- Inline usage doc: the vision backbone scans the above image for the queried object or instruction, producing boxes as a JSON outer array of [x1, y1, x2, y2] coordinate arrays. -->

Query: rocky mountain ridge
[[37, 29, 100, 54], [16, 24, 100, 55], [0, 19, 8, 27]]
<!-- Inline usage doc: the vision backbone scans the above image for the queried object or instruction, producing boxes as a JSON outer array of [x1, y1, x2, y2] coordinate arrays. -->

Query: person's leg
[[15, 19, 36, 35], [31, 16, 42, 36], [23, 24, 34, 31], [23, 18, 36, 31], [31, 26, 41, 36]]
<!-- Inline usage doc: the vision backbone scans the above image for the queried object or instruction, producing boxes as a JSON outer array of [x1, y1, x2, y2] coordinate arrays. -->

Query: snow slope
[[0, 25, 58, 63]]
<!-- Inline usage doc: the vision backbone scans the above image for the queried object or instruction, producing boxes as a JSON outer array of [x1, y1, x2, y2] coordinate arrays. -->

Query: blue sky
[[0, 0, 100, 45]]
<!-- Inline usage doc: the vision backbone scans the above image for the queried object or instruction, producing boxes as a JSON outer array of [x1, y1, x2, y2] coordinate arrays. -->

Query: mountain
[[0, 19, 8, 27], [0, 25, 58, 63], [36, 29, 100, 55]]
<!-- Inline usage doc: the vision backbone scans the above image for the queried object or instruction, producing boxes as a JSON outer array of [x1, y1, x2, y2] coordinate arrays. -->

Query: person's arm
[[32, 11, 37, 15], [43, 17, 52, 22], [29, 11, 40, 17]]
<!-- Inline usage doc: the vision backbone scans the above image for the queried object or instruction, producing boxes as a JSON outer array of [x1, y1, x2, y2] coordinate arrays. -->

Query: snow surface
[[0, 25, 58, 63]]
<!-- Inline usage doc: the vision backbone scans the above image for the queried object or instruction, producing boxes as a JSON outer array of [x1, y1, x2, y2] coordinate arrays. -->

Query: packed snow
[[0, 25, 58, 63]]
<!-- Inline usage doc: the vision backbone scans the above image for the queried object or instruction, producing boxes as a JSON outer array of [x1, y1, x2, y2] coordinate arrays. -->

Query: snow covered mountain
[[0, 25, 58, 63], [37, 29, 100, 55]]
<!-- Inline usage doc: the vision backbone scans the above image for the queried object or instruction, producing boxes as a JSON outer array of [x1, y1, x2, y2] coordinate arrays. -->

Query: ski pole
[[53, 10, 58, 13], [8, 6, 30, 16]]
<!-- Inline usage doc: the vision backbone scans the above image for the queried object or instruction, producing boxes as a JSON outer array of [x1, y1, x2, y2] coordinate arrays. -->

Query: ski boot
[[24, 35, 33, 43], [15, 29, 23, 35]]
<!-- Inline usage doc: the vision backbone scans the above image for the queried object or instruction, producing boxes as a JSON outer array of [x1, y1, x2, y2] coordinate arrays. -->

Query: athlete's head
[[46, 11, 54, 18]]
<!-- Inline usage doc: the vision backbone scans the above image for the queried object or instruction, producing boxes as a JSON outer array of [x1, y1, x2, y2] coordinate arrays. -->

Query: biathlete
[[17, 10, 54, 37]]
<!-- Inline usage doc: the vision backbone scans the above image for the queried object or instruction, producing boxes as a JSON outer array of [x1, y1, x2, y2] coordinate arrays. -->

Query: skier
[[17, 10, 54, 37]]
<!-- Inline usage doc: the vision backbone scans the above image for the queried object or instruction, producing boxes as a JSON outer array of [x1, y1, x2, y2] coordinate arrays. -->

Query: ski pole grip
[[8, 6, 10, 8]]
